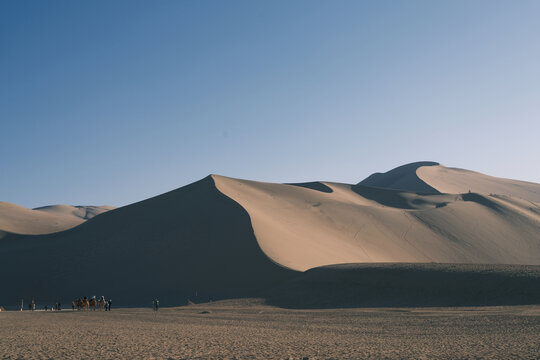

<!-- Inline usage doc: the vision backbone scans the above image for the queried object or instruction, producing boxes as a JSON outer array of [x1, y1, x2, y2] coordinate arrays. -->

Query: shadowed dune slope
[[214, 175, 540, 272], [0, 202, 113, 236], [358, 161, 441, 193], [0, 176, 294, 307], [266, 263, 540, 308]]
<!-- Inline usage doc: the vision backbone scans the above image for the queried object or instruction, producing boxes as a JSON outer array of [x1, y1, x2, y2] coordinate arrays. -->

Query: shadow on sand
[[264, 263, 540, 309]]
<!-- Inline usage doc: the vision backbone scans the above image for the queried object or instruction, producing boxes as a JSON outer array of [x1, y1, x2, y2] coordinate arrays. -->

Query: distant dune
[[0, 202, 114, 236], [1, 162, 539, 307], [418, 164, 540, 202]]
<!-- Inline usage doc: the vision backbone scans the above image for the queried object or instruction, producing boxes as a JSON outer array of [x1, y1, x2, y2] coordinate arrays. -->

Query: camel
[[98, 296, 106, 310], [75, 297, 86, 310], [89, 297, 97, 311]]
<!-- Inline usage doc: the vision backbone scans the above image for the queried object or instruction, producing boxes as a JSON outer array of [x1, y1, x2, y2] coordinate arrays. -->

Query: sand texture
[[1, 304, 539, 359]]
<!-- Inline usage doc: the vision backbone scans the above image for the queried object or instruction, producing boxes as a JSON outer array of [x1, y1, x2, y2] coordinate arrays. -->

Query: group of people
[[20, 299, 62, 311], [73, 296, 112, 311], [19, 297, 162, 311]]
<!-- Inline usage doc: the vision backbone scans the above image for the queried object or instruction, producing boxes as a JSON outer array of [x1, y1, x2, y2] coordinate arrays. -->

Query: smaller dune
[[0, 202, 114, 236]]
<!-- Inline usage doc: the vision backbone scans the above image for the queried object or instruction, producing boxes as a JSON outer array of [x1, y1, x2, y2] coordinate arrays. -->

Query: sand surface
[[1, 303, 539, 359]]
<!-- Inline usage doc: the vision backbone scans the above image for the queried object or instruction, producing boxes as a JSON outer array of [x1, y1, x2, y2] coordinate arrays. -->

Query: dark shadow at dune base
[[265, 263, 540, 309], [351, 185, 415, 209], [462, 192, 504, 213], [288, 182, 333, 193]]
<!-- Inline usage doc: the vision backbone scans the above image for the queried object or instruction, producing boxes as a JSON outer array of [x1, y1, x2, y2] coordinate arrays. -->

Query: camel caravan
[[74, 296, 112, 311]]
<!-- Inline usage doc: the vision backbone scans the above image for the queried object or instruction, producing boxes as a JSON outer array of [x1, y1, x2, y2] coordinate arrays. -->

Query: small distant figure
[[44, 305, 48, 311], [107, 299, 112, 311], [72, 301, 75, 311], [20, 299, 24, 311], [152, 298, 159, 311], [31, 299, 36, 311]]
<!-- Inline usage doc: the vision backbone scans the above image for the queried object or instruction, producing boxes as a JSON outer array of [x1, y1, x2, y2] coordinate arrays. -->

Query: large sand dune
[[214, 174, 540, 271], [0, 202, 113, 236], [1, 162, 539, 307], [0, 176, 292, 307]]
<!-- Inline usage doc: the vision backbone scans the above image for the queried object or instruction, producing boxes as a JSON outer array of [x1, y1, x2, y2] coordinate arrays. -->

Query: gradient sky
[[1, 0, 539, 208]]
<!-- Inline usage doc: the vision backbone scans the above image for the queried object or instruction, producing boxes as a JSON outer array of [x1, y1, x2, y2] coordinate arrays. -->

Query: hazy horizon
[[2, 0, 539, 208]]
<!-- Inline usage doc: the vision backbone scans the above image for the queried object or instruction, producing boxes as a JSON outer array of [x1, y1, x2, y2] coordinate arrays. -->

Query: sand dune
[[0, 176, 292, 307], [1, 162, 539, 307], [358, 161, 540, 202], [214, 174, 540, 271], [0, 202, 113, 236]]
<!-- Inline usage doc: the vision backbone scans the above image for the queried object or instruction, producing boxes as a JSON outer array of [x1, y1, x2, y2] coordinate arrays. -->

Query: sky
[[1, 0, 539, 208]]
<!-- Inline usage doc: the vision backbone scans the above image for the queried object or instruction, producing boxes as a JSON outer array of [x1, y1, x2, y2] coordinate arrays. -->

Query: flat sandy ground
[[1, 302, 539, 359]]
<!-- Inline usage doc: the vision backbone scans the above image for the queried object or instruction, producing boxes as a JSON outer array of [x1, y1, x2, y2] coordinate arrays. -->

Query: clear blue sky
[[1, 0, 539, 208]]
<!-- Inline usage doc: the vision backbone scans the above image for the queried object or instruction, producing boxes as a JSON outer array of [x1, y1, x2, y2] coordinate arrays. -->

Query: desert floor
[[1, 301, 539, 359]]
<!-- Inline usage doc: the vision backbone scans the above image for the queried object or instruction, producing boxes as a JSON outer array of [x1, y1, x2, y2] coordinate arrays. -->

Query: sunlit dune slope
[[214, 175, 540, 271]]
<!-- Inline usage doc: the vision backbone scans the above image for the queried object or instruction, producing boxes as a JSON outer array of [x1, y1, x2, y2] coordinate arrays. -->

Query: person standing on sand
[[72, 301, 75, 311], [107, 299, 112, 311]]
